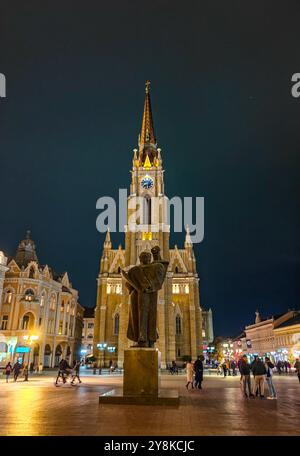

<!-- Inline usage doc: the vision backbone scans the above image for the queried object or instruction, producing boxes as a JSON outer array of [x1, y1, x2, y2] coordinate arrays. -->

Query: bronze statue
[[121, 246, 169, 348]]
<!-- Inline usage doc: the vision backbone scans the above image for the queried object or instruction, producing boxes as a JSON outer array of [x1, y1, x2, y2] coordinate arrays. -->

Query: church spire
[[139, 80, 156, 149], [184, 225, 193, 248], [103, 228, 112, 250]]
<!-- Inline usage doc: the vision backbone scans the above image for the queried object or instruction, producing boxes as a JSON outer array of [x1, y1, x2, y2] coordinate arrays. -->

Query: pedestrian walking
[[294, 359, 300, 383], [71, 360, 82, 385], [23, 364, 29, 382], [185, 359, 194, 390], [5, 362, 12, 383], [55, 358, 71, 385], [251, 357, 267, 398], [240, 355, 254, 398], [264, 357, 276, 399], [193, 355, 204, 389], [12, 360, 22, 382]]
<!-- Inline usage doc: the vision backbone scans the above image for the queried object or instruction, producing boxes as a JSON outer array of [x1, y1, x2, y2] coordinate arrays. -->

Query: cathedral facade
[[94, 82, 207, 368]]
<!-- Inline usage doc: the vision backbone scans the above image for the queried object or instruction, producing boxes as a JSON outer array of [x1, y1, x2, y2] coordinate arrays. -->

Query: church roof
[[14, 230, 39, 268]]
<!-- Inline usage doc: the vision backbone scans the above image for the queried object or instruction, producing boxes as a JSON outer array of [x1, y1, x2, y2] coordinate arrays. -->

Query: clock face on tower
[[140, 175, 154, 189]]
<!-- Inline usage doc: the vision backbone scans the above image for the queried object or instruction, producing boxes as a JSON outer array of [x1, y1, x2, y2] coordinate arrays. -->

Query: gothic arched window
[[176, 315, 182, 335], [114, 314, 120, 335]]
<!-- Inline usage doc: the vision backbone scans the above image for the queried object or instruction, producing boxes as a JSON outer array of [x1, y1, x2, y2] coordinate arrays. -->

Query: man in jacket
[[240, 355, 254, 398], [12, 361, 22, 382], [251, 356, 267, 398], [193, 355, 204, 389]]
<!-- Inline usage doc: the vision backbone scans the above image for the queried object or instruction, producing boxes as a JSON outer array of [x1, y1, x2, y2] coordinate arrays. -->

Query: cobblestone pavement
[[0, 372, 299, 436]]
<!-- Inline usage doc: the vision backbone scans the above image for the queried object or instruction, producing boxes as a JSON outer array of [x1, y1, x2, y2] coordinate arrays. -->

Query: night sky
[[1, 1, 300, 337]]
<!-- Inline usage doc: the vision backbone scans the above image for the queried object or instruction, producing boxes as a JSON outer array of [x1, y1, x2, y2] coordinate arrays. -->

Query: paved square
[[0, 371, 299, 436]]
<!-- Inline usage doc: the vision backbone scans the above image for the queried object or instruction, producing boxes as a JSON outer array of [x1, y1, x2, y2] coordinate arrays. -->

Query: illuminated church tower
[[94, 82, 206, 368]]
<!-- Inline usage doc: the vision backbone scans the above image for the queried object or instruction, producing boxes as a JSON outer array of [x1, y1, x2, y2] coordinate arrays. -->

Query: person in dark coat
[[55, 358, 71, 385], [251, 357, 267, 398], [194, 356, 204, 389], [240, 355, 254, 398], [12, 361, 22, 382]]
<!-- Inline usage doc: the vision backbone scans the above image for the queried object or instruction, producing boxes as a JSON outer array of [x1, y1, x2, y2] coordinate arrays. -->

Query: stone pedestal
[[124, 348, 158, 397], [99, 347, 179, 406]]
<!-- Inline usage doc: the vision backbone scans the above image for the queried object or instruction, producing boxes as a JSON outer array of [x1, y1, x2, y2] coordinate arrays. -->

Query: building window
[[5, 290, 13, 304], [25, 289, 35, 302], [65, 322, 68, 335], [58, 323, 63, 335], [1, 315, 8, 330], [175, 266, 179, 274], [88, 323, 94, 329], [50, 295, 56, 310], [39, 318, 42, 326], [185, 284, 189, 294], [202, 329, 206, 337], [40, 294, 45, 307], [172, 284, 180, 294], [22, 314, 32, 330], [114, 314, 120, 335], [107, 284, 111, 294], [177, 348, 181, 357], [61, 300, 65, 312], [176, 315, 182, 335], [116, 284, 122, 294]]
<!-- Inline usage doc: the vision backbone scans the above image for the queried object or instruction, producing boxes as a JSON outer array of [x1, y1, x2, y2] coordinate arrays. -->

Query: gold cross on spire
[[145, 80, 151, 93]]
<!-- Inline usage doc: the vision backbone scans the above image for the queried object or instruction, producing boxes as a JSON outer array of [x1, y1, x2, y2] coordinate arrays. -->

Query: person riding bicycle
[[55, 358, 71, 385]]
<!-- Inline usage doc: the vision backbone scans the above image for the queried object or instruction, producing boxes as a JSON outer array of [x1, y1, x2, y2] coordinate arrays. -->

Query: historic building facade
[[232, 309, 300, 363], [0, 231, 84, 368], [81, 307, 95, 361], [94, 82, 208, 368]]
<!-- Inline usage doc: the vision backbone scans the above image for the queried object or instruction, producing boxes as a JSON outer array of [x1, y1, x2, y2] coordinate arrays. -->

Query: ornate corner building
[[0, 231, 84, 368], [94, 82, 213, 368]]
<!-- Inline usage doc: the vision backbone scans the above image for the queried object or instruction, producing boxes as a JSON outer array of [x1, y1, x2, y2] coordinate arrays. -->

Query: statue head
[[151, 245, 161, 260], [139, 251, 152, 265]]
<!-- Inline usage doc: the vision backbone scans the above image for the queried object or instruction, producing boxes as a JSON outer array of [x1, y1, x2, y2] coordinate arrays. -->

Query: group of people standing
[[238, 355, 277, 399], [185, 356, 204, 390]]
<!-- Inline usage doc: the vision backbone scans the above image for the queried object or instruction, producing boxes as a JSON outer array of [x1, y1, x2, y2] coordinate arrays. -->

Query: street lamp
[[97, 342, 107, 372], [23, 335, 39, 366]]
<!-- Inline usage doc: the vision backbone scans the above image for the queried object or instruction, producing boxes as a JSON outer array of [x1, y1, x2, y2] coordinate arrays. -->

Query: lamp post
[[23, 334, 39, 366], [97, 343, 107, 373], [96, 343, 116, 373]]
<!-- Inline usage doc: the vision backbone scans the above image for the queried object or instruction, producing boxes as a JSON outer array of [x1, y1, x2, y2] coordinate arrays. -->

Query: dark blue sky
[[0, 1, 300, 336]]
